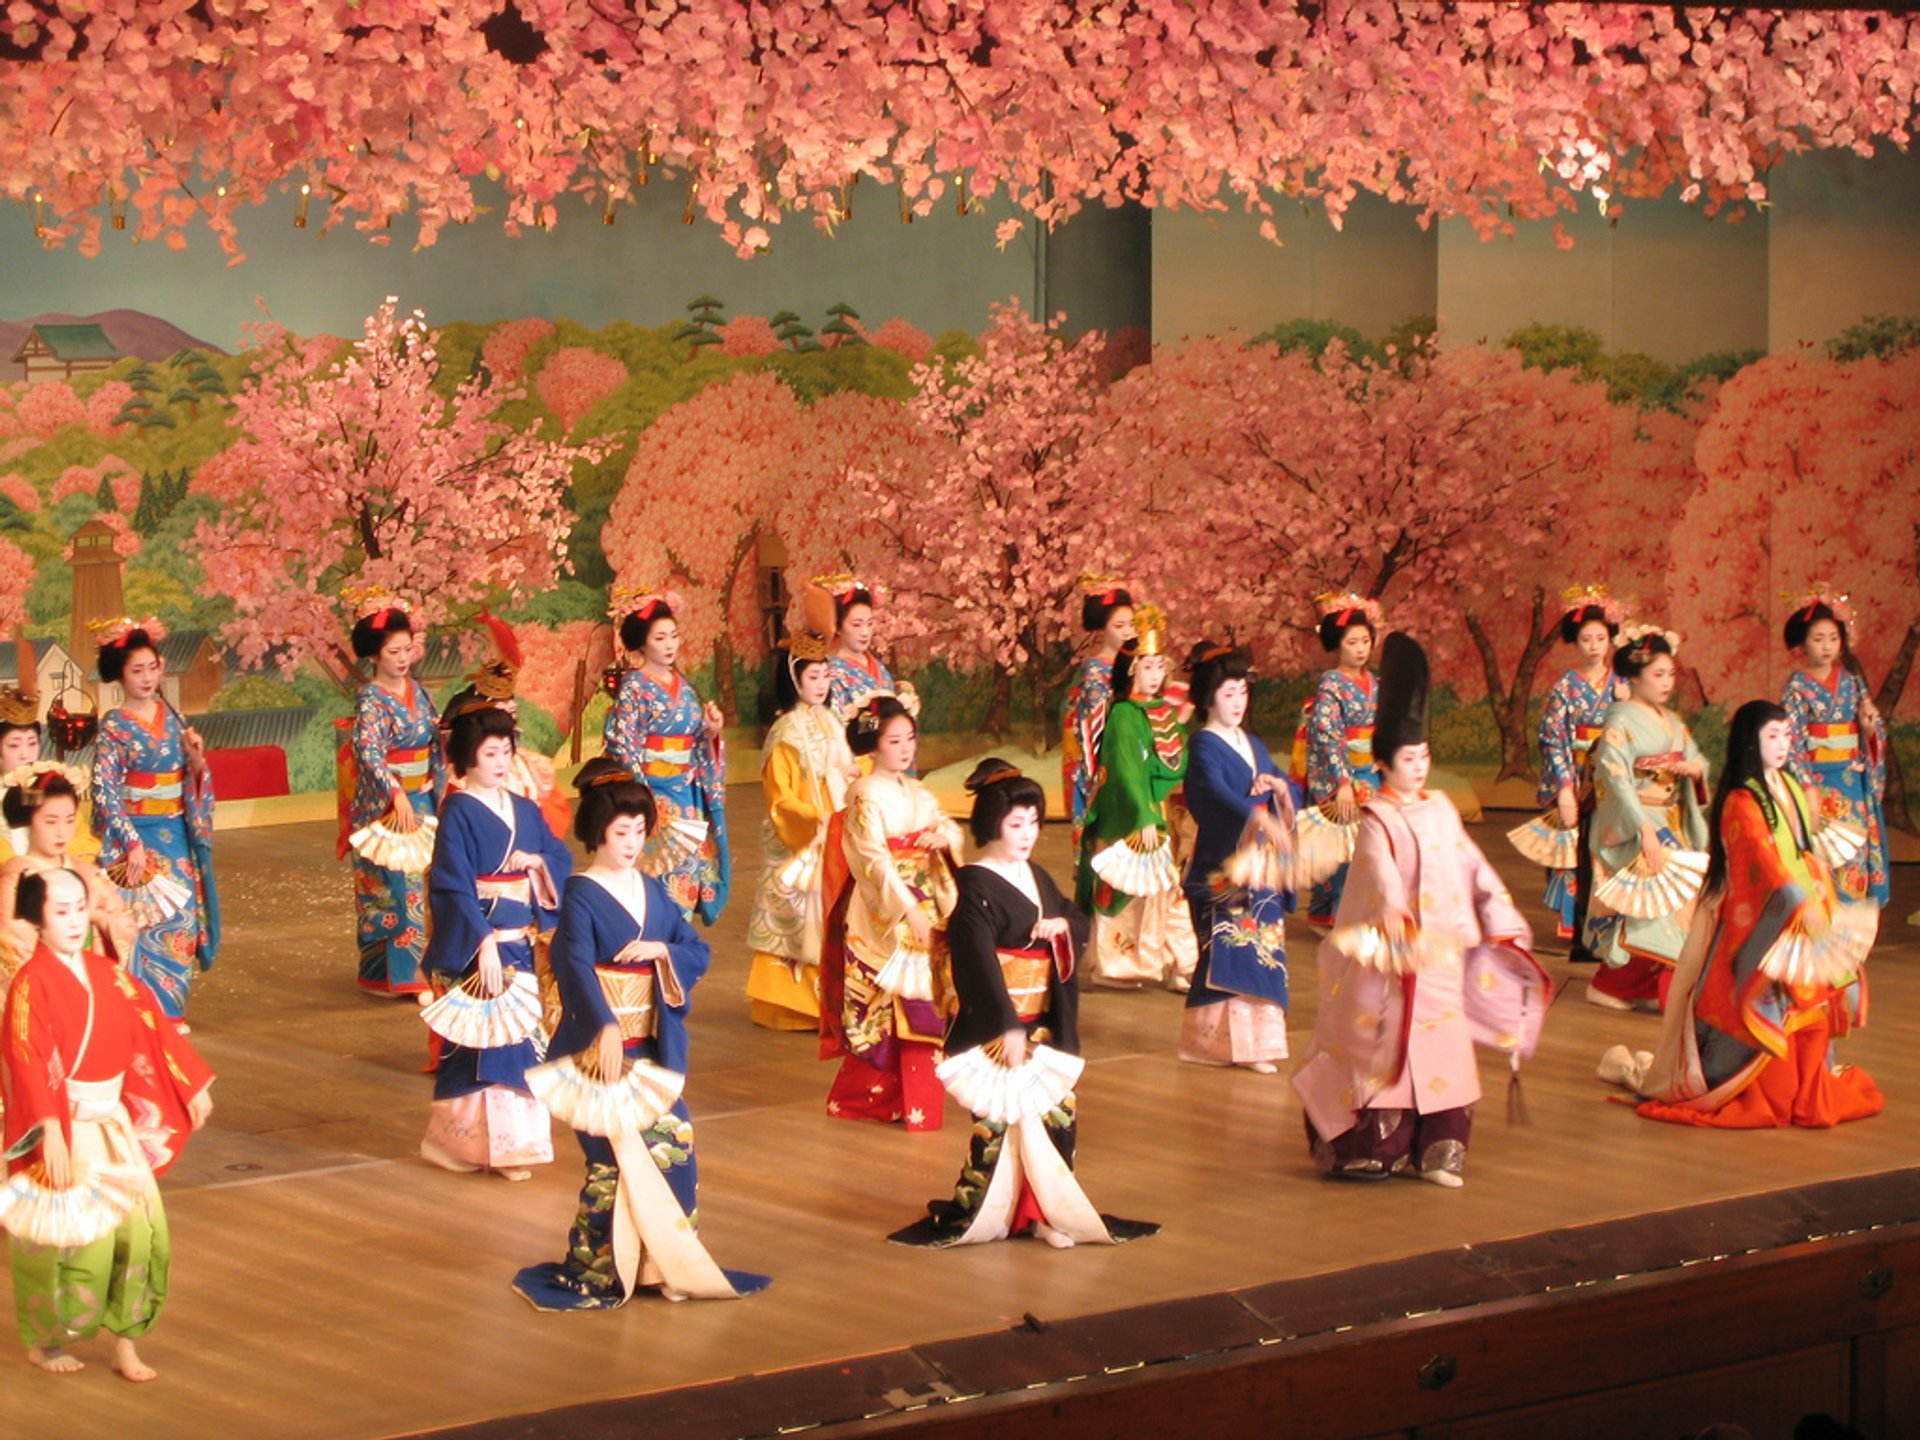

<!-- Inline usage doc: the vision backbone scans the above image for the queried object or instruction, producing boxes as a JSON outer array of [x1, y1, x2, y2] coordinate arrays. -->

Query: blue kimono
[[1183, 729, 1295, 1011], [423, 788, 572, 1100], [1304, 668, 1378, 923], [603, 668, 729, 925]]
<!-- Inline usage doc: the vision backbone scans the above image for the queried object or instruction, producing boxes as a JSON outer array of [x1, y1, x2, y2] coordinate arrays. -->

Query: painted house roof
[[183, 706, 313, 753], [15, 324, 122, 362], [0, 638, 65, 682], [86, 629, 218, 681]]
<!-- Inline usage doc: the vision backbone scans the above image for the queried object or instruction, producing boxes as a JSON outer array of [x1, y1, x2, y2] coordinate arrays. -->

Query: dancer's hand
[[1334, 783, 1357, 824], [594, 1024, 624, 1080], [39, 1125, 72, 1190], [387, 791, 419, 833], [1381, 910, 1411, 947], [1556, 786, 1579, 830], [1640, 823, 1668, 875], [999, 1027, 1028, 1069], [188, 1090, 214, 1130], [476, 936, 505, 997], [1136, 824, 1160, 849], [1250, 808, 1292, 851], [124, 842, 148, 880], [182, 726, 208, 777], [1031, 916, 1069, 944], [701, 702, 724, 739], [906, 907, 933, 949]]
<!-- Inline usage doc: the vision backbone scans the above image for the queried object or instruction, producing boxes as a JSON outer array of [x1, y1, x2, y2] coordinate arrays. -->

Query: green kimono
[[1584, 698, 1710, 967], [1075, 697, 1187, 918]]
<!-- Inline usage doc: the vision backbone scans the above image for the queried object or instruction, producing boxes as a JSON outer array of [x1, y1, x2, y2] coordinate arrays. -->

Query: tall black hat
[[1373, 631, 1430, 764]]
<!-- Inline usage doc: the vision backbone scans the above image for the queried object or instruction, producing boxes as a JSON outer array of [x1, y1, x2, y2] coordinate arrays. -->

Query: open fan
[[1294, 805, 1357, 886], [348, 814, 439, 873], [774, 841, 822, 892], [0, 1160, 146, 1248], [1506, 812, 1581, 869], [874, 936, 935, 1000], [1591, 848, 1709, 920], [420, 970, 543, 1049], [105, 852, 193, 927], [1325, 923, 1459, 976], [656, 814, 710, 865], [1811, 821, 1867, 870], [936, 1043, 1084, 1124], [1088, 831, 1179, 898], [524, 1054, 685, 1139], [1759, 903, 1879, 988], [1213, 838, 1291, 893]]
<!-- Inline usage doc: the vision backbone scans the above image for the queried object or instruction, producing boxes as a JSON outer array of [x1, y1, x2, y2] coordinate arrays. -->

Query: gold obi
[[596, 963, 657, 1041], [997, 947, 1052, 1022], [476, 875, 533, 904]]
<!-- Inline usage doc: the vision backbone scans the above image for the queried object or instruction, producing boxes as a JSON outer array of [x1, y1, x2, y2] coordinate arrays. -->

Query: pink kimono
[[1292, 788, 1550, 1180]]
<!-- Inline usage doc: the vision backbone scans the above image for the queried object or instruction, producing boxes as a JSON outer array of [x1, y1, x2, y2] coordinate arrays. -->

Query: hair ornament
[[964, 759, 1023, 793], [1131, 603, 1170, 658], [0, 760, 88, 804], [89, 614, 168, 649], [855, 699, 885, 734], [1780, 580, 1854, 627], [1560, 582, 1625, 625], [1614, 622, 1681, 660], [584, 766, 636, 789], [1077, 571, 1130, 606], [610, 583, 683, 626], [1314, 591, 1386, 630], [343, 585, 409, 627], [785, 628, 832, 664]]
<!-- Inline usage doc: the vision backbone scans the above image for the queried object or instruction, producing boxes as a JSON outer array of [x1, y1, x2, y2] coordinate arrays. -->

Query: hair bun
[[963, 757, 1022, 793], [573, 755, 635, 796]]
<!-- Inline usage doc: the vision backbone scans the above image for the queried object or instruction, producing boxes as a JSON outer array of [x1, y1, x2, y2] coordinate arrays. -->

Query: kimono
[[1584, 699, 1710, 1004], [828, 650, 901, 722], [891, 862, 1157, 1249], [821, 770, 961, 1131], [92, 705, 220, 1019], [1178, 728, 1294, 1067], [1783, 668, 1890, 906], [3, 946, 213, 1349], [1636, 775, 1881, 1129], [1061, 656, 1116, 854], [421, 787, 572, 1171], [1293, 789, 1549, 1180], [349, 679, 445, 996], [603, 667, 729, 925], [451, 751, 572, 845], [1535, 669, 1612, 942], [0, 854, 137, 978], [512, 870, 766, 1309], [744, 704, 854, 1031], [1076, 694, 1199, 988], [1304, 669, 1378, 924]]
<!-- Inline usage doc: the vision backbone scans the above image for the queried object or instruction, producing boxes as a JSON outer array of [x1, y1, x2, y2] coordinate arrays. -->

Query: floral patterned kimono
[[1178, 728, 1294, 1066], [1535, 668, 1612, 940], [744, 703, 854, 1031], [1635, 774, 1881, 1130], [1783, 667, 1890, 905], [92, 705, 219, 1019], [827, 651, 900, 722], [1061, 655, 1116, 855], [821, 770, 960, 1131], [1304, 669, 1378, 925], [603, 667, 729, 925], [1293, 789, 1549, 1180], [4, 945, 213, 1351], [421, 787, 573, 1170], [1584, 699, 1710, 1005], [349, 679, 445, 996], [512, 870, 767, 1309], [1076, 694, 1199, 987]]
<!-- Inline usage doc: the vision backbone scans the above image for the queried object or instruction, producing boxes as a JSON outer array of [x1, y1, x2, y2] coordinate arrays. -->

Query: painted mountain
[[1, 309, 225, 381]]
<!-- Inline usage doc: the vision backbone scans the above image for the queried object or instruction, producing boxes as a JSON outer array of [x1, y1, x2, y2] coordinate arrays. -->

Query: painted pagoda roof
[[13, 323, 122, 361]]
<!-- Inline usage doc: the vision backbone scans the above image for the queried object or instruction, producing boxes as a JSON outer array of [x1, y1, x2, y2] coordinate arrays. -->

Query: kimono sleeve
[[534, 810, 575, 931], [89, 718, 142, 864], [551, 882, 618, 1036], [426, 798, 493, 972], [1590, 717, 1653, 841], [1, 965, 69, 1164], [602, 672, 647, 772], [1781, 675, 1818, 789], [117, 967, 214, 1178], [763, 743, 824, 854], [844, 788, 918, 931], [650, 875, 712, 1001], [947, 875, 1020, 1042], [1090, 702, 1164, 839], [1536, 677, 1578, 801], [1306, 678, 1353, 799]]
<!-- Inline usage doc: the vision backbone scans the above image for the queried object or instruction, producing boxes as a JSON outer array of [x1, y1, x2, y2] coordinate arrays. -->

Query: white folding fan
[[1294, 805, 1358, 886], [1088, 832, 1179, 898], [936, 1043, 1084, 1125], [524, 1054, 685, 1139], [1591, 849, 1709, 920], [348, 814, 439, 874], [1759, 903, 1879, 989], [1811, 821, 1867, 870], [420, 970, 544, 1049], [0, 1160, 145, 1249], [1506, 811, 1581, 869]]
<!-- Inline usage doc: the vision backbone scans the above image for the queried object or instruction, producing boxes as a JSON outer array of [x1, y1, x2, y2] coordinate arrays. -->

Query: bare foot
[[1240, 1061, 1279, 1075], [492, 1166, 533, 1182], [1420, 1168, 1465, 1189], [27, 1346, 84, 1374], [112, 1336, 157, 1383], [1033, 1222, 1076, 1250]]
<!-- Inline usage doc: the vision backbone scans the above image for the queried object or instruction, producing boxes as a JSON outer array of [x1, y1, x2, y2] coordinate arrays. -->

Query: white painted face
[[598, 811, 649, 870], [1210, 676, 1250, 728], [872, 715, 918, 775], [796, 660, 832, 708], [1338, 625, 1374, 670], [376, 630, 413, 682], [1133, 653, 1170, 699], [838, 603, 876, 655], [1758, 718, 1794, 775], [996, 805, 1041, 862], [1100, 606, 1136, 652], [641, 617, 681, 669], [1384, 741, 1431, 794], [1631, 652, 1677, 706], [39, 869, 90, 954], [120, 646, 164, 702], [1802, 619, 1844, 670], [0, 728, 39, 767], [1576, 619, 1613, 668], [469, 734, 516, 789], [26, 793, 78, 860]]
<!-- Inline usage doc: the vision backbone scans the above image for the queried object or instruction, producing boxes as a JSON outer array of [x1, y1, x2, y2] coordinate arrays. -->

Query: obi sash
[[597, 963, 657, 1041], [476, 874, 533, 906], [67, 1074, 124, 1122], [1806, 721, 1859, 765], [996, 947, 1052, 1022], [387, 746, 433, 792], [1572, 722, 1605, 756], [641, 734, 694, 779], [126, 769, 184, 817], [1345, 725, 1375, 770]]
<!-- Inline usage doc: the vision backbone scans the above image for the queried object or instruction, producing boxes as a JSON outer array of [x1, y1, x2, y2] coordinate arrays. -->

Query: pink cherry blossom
[[535, 346, 628, 432]]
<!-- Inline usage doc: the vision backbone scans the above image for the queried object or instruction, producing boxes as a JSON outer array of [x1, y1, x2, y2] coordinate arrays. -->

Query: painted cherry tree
[[515, 619, 615, 736], [193, 297, 601, 684], [0, 537, 31, 630], [534, 346, 628, 432]]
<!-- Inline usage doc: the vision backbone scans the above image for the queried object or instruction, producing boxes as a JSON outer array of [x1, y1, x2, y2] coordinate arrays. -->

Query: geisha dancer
[[1077, 605, 1199, 990], [1301, 593, 1383, 927], [418, 705, 573, 1181], [1062, 575, 1136, 855], [602, 588, 728, 925], [4, 867, 215, 1381], [744, 629, 857, 1032], [0, 770, 137, 975], [1293, 634, 1550, 1187], [1178, 642, 1295, 1074], [0, 641, 99, 864], [1583, 624, 1710, 1012], [813, 573, 919, 723], [1611, 700, 1882, 1129], [440, 612, 572, 842], [91, 618, 218, 1022], [890, 761, 1157, 1250], [1780, 585, 1890, 906], [820, 696, 960, 1130], [513, 760, 767, 1308], [1527, 586, 1622, 956], [345, 596, 445, 998]]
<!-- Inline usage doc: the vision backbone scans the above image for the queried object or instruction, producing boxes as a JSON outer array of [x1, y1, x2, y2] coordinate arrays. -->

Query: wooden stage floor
[[8, 795, 1917, 1437]]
